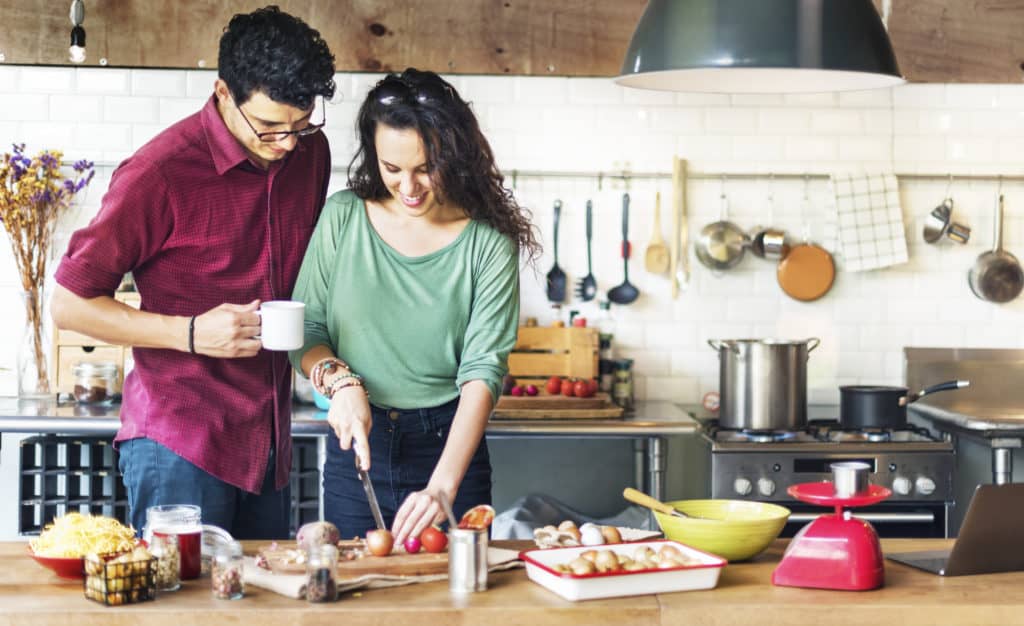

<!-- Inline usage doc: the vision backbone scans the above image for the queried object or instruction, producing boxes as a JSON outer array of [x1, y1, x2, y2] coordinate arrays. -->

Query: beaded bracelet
[[326, 374, 368, 400], [310, 357, 350, 396]]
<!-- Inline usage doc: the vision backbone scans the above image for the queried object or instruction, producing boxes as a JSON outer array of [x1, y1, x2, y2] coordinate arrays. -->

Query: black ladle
[[607, 193, 639, 305], [574, 200, 597, 301], [546, 199, 567, 302]]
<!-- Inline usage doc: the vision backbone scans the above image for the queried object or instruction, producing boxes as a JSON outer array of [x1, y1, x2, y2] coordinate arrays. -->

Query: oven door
[[779, 502, 948, 538]]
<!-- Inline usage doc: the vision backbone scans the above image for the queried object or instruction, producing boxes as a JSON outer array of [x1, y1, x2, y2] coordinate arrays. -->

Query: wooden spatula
[[644, 192, 670, 274], [623, 487, 690, 519]]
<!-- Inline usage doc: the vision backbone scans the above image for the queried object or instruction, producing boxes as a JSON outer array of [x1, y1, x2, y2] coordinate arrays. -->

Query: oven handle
[[788, 512, 935, 524]]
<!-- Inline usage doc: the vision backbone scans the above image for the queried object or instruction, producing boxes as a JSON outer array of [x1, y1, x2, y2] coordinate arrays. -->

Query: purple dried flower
[[40, 153, 59, 169]]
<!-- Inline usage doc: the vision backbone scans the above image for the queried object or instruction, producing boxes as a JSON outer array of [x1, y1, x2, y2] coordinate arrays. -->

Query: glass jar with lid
[[611, 358, 635, 413], [72, 361, 119, 405]]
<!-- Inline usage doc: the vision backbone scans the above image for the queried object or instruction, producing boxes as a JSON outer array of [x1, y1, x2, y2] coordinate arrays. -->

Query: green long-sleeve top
[[289, 190, 520, 408]]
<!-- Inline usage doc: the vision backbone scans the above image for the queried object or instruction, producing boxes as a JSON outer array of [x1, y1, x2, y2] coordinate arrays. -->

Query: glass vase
[[17, 286, 52, 399]]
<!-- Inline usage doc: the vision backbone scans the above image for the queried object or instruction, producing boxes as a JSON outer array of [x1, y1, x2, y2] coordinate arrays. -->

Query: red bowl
[[27, 547, 85, 579]]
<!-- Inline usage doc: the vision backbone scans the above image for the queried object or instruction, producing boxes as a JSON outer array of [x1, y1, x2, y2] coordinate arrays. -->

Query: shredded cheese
[[29, 512, 136, 558]]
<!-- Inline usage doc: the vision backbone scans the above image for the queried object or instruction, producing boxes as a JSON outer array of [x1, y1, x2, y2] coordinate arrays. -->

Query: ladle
[[623, 488, 696, 519], [607, 193, 640, 305]]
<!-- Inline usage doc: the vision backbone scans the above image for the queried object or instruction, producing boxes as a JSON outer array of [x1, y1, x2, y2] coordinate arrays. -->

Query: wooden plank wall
[[1, 0, 1023, 83]]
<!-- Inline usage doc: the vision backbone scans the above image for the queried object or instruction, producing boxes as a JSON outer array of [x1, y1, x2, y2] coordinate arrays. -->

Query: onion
[[365, 529, 394, 557]]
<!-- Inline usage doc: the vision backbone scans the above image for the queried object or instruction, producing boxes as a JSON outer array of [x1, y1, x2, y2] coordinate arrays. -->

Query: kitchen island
[[4, 539, 1024, 626]]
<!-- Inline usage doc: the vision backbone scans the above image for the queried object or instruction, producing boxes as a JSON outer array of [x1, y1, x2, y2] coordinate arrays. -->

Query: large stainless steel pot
[[708, 338, 820, 431]]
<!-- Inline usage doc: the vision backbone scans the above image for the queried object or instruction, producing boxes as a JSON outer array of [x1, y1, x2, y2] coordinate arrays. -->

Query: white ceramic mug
[[256, 301, 305, 351]]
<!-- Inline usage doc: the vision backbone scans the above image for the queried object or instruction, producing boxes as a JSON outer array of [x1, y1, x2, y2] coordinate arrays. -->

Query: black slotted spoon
[[546, 199, 567, 302], [607, 193, 640, 305], [575, 199, 597, 301]]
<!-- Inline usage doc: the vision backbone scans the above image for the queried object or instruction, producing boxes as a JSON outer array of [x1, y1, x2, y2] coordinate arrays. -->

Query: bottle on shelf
[[596, 301, 616, 393]]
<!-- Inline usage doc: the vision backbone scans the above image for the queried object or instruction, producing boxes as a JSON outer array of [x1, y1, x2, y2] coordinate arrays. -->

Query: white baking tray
[[519, 539, 726, 601]]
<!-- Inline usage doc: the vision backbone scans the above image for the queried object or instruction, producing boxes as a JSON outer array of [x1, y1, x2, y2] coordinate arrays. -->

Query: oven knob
[[892, 476, 912, 496], [757, 478, 776, 497], [733, 478, 753, 496], [915, 477, 936, 496]]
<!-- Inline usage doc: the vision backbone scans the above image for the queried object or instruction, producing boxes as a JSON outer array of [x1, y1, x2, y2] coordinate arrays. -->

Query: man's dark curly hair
[[218, 6, 336, 109], [348, 68, 540, 263]]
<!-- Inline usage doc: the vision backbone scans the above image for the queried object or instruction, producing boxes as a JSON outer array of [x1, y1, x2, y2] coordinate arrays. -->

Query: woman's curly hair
[[218, 6, 336, 109], [348, 68, 540, 263]]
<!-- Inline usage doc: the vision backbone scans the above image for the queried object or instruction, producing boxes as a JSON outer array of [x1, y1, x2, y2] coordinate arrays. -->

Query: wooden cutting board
[[259, 546, 449, 579], [492, 392, 624, 419]]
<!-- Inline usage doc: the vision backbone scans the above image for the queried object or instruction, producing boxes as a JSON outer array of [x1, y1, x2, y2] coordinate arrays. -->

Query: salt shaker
[[211, 540, 244, 600], [305, 544, 338, 603], [150, 532, 181, 592]]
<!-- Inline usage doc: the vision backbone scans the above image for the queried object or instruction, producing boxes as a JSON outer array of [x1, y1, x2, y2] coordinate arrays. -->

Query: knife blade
[[356, 455, 386, 531]]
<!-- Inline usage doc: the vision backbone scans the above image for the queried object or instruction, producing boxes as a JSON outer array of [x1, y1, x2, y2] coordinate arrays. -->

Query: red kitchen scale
[[772, 481, 892, 591]]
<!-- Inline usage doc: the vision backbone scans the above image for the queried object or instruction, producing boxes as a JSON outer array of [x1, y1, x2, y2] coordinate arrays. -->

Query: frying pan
[[695, 192, 747, 271], [968, 194, 1023, 303], [777, 243, 835, 302]]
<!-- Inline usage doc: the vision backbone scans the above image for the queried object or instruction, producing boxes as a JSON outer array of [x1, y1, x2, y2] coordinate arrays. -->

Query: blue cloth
[[118, 437, 290, 539], [322, 398, 492, 538]]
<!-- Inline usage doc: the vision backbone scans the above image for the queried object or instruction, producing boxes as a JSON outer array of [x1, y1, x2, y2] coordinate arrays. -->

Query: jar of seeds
[[150, 532, 181, 592], [305, 544, 338, 603], [211, 541, 244, 600]]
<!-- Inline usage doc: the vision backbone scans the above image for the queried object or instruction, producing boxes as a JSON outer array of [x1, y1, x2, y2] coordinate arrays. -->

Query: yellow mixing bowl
[[653, 499, 791, 562]]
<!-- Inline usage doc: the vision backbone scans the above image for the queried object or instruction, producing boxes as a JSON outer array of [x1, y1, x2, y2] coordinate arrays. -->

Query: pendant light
[[616, 0, 904, 94]]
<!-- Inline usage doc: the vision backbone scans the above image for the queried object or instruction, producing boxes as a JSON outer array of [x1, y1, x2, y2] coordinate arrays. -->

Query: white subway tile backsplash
[[5, 70, 1024, 406], [17, 67, 74, 93], [104, 96, 158, 124], [811, 110, 863, 134], [185, 70, 217, 98], [158, 98, 203, 125], [49, 94, 101, 122], [132, 70, 187, 97], [75, 68, 130, 95], [705, 109, 757, 134], [0, 94, 49, 122]]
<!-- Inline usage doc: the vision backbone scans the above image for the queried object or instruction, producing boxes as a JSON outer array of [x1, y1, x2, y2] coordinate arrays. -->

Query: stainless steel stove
[[704, 420, 954, 538]]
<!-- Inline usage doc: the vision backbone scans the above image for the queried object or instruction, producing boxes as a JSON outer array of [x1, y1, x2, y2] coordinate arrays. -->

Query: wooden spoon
[[644, 192, 670, 274], [623, 487, 692, 519]]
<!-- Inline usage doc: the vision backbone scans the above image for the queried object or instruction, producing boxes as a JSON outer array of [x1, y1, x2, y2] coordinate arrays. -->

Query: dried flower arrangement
[[0, 143, 94, 396]]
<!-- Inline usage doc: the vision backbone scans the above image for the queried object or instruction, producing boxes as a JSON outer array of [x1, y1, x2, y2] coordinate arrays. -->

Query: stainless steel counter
[[0, 397, 699, 501]]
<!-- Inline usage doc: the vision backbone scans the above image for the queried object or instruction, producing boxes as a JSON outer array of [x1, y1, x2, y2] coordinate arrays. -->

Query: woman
[[290, 68, 539, 544]]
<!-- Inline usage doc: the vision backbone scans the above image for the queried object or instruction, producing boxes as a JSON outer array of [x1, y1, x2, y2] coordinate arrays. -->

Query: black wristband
[[188, 315, 196, 354]]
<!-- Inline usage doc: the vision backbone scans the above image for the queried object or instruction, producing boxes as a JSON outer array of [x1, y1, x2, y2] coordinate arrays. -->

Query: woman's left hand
[[392, 489, 446, 546]]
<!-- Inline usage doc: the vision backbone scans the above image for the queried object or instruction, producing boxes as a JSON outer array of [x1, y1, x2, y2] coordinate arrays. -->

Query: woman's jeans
[[322, 398, 492, 538]]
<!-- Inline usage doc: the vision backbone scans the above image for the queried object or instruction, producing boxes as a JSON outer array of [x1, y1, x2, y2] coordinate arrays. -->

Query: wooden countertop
[[5, 539, 1024, 625]]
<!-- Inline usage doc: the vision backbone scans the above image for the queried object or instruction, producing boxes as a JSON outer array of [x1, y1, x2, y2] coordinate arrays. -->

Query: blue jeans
[[118, 437, 290, 540], [323, 398, 492, 538]]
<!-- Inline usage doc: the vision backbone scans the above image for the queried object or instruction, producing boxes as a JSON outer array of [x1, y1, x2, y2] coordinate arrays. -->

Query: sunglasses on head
[[374, 76, 455, 106]]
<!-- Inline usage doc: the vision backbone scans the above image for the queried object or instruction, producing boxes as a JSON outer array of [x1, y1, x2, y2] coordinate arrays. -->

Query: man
[[51, 6, 336, 539]]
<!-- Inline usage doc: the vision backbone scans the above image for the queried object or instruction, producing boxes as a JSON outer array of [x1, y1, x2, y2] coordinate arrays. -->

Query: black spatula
[[546, 199, 567, 302]]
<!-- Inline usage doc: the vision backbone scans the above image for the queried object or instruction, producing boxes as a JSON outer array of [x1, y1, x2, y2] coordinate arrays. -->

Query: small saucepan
[[839, 380, 970, 430]]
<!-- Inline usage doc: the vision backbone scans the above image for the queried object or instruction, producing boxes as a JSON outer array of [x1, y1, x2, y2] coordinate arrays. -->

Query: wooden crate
[[51, 291, 140, 395], [507, 326, 598, 390]]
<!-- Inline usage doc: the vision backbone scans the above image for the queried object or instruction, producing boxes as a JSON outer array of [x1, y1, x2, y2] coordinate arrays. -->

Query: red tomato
[[420, 526, 448, 553], [587, 378, 600, 395], [560, 379, 575, 397], [573, 379, 594, 398], [546, 376, 562, 395]]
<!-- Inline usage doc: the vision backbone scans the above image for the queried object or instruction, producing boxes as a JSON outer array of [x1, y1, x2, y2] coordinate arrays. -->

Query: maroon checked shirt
[[55, 96, 331, 493]]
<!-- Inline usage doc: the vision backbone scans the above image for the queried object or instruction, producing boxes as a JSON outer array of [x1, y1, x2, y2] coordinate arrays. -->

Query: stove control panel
[[733, 478, 753, 496], [892, 476, 912, 495], [757, 478, 777, 497], [710, 449, 954, 503]]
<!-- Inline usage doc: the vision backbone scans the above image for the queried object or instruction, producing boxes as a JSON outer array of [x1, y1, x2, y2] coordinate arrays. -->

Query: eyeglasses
[[235, 97, 325, 143], [374, 76, 455, 107]]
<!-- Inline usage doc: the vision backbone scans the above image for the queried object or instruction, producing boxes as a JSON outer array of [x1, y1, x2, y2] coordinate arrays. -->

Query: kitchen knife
[[356, 455, 387, 530]]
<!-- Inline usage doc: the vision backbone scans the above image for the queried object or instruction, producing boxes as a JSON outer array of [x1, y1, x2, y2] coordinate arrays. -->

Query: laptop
[[886, 482, 1024, 576]]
